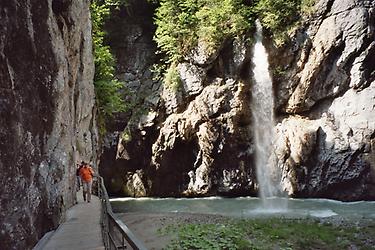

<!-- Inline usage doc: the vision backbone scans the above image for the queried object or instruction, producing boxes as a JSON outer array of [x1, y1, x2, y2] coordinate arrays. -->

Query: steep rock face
[[100, 1, 257, 198], [98, 0, 161, 196], [271, 0, 375, 200], [114, 33, 256, 197], [97, 0, 256, 196], [104, 0, 374, 200], [0, 0, 97, 249], [152, 75, 254, 196]]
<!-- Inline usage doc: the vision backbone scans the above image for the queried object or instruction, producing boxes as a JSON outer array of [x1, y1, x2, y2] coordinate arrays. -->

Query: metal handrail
[[96, 176, 148, 250]]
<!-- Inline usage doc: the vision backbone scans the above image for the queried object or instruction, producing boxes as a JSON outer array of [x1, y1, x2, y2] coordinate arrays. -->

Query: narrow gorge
[[0, 0, 374, 248]]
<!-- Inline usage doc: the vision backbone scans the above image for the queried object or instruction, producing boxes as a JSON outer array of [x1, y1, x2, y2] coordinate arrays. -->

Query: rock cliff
[[102, 0, 374, 200], [271, 0, 375, 200], [0, 0, 98, 249], [101, 0, 256, 197], [98, 0, 162, 196]]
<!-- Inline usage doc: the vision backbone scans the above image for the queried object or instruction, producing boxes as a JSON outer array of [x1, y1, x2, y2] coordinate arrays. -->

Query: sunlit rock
[[178, 62, 206, 96]]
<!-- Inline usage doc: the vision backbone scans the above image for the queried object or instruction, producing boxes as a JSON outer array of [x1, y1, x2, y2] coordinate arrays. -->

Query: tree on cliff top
[[153, 0, 316, 62], [153, 0, 254, 63], [255, 0, 316, 46]]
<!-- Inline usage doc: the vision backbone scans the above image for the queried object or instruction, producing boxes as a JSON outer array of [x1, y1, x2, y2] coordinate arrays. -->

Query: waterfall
[[251, 20, 286, 210]]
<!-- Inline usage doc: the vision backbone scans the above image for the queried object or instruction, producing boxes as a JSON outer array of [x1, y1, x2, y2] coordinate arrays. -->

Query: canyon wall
[[99, 0, 256, 197], [102, 0, 375, 200], [0, 0, 98, 249], [270, 0, 375, 200], [98, 0, 163, 196]]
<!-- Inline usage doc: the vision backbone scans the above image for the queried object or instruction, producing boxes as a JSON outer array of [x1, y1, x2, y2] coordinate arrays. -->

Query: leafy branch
[[91, 0, 128, 135]]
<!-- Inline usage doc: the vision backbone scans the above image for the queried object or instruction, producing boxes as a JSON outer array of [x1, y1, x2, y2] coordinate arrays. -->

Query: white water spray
[[251, 20, 286, 210]]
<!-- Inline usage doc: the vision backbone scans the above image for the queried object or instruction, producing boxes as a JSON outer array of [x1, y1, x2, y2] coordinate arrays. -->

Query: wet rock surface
[[0, 0, 97, 248]]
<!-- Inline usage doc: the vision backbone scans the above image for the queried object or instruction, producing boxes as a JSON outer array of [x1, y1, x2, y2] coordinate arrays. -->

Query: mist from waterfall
[[251, 20, 286, 210]]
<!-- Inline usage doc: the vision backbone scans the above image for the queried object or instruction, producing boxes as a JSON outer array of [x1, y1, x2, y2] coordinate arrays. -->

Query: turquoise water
[[110, 197, 375, 219]]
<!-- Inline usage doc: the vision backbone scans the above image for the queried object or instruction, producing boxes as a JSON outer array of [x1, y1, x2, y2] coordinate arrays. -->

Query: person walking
[[79, 162, 94, 202]]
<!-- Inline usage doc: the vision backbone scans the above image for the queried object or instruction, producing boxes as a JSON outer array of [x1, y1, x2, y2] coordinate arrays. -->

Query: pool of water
[[110, 197, 375, 219]]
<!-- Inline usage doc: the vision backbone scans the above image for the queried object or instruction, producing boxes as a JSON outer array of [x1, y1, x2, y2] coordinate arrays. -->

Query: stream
[[111, 197, 375, 220]]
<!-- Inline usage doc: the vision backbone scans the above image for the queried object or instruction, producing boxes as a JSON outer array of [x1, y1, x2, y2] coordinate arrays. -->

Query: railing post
[[122, 236, 125, 249], [97, 175, 147, 250]]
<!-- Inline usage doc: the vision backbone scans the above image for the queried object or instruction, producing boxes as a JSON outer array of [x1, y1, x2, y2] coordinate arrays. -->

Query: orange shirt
[[79, 165, 94, 182]]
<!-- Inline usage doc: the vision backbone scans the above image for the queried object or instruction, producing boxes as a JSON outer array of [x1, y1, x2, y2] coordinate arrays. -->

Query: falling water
[[251, 20, 286, 210]]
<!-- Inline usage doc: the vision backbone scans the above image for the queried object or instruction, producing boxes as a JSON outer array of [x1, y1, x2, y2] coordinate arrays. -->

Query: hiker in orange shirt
[[79, 162, 94, 202]]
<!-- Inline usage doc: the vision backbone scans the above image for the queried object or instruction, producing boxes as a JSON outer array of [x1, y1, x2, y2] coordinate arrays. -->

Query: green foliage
[[161, 223, 251, 249], [91, 0, 127, 135], [164, 64, 182, 91], [273, 66, 287, 79], [151, 62, 168, 83], [153, 0, 255, 91], [255, 0, 300, 46], [153, 0, 319, 59], [94, 79, 126, 116], [195, 0, 254, 55], [153, 0, 254, 63], [153, 0, 199, 62], [161, 218, 375, 250], [255, 0, 300, 33], [301, 0, 317, 15], [255, 0, 317, 46], [121, 128, 132, 143]]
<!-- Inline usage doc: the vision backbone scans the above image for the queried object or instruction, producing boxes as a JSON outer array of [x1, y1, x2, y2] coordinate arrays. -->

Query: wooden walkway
[[35, 190, 105, 250]]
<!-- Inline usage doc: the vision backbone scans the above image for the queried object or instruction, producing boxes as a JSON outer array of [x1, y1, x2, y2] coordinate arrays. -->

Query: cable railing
[[96, 176, 148, 250]]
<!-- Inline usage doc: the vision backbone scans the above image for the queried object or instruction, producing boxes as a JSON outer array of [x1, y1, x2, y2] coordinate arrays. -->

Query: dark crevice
[[151, 139, 198, 196], [52, 0, 71, 16], [361, 41, 375, 89], [322, 0, 335, 18], [370, 130, 375, 140]]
